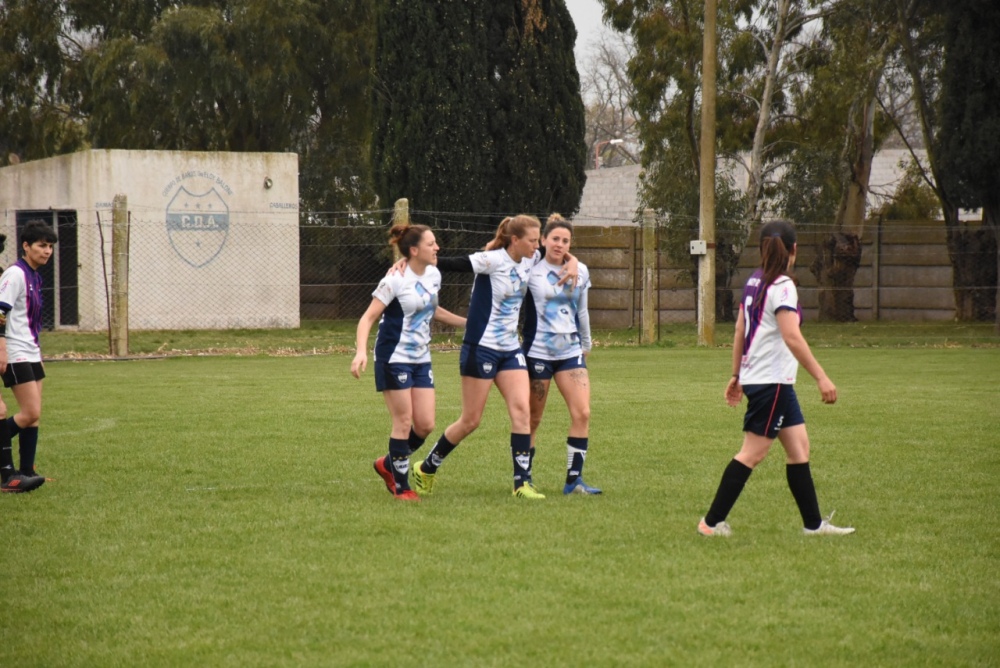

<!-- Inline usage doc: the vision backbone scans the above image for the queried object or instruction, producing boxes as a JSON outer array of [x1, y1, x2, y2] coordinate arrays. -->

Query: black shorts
[[2, 361, 45, 388], [742, 383, 804, 439]]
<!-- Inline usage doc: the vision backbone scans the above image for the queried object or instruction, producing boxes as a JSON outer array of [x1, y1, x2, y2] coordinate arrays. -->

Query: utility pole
[[697, 0, 718, 346]]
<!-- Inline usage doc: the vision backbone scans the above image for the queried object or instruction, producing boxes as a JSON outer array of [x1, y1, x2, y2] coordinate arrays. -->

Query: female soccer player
[[0, 220, 58, 493], [412, 214, 576, 500], [697, 219, 854, 536], [352, 224, 466, 501], [523, 214, 600, 495]]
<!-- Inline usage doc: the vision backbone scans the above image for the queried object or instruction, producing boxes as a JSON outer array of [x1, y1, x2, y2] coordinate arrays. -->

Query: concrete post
[[110, 194, 129, 357], [642, 208, 657, 343]]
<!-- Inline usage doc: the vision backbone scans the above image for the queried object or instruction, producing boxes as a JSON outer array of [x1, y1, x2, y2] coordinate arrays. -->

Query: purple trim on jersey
[[741, 270, 802, 355], [17, 259, 43, 346], [741, 269, 768, 355]]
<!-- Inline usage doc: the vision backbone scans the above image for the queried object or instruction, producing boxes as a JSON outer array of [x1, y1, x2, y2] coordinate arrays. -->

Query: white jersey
[[371, 264, 441, 364], [464, 248, 537, 352], [0, 259, 44, 363], [738, 271, 800, 385], [522, 259, 592, 359]]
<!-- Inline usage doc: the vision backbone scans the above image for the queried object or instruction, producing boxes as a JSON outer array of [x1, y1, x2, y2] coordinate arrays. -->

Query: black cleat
[[2, 472, 45, 493]]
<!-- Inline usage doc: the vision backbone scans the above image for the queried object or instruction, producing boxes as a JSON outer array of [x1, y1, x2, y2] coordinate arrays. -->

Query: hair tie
[[770, 233, 781, 238]]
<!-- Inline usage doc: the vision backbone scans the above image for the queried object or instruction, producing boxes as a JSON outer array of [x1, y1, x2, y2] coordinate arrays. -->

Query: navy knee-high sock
[[704, 459, 753, 527], [18, 426, 38, 475], [511, 433, 532, 488], [566, 436, 588, 484], [407, 428, 427, 456], [388, 437, 411, 492], [422, 434, 457, 474]]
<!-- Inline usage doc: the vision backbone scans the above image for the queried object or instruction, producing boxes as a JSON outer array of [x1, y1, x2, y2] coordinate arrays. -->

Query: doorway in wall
[[13, 210, 79, 328]]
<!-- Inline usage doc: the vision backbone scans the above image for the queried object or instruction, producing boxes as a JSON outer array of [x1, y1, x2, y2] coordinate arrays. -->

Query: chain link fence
[[20, 207, 997, 350]]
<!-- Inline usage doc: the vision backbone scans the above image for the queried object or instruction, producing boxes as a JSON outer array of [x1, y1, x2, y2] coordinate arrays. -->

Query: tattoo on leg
[[570, 369, 589, 388], [530, 380, 547, 400]]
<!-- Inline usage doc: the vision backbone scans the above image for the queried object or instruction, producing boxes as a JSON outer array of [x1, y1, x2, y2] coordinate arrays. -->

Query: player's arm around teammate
[[412, 215, 568, 499], [698, 219, 854, 537], [524, 215, 600, 495], [351, 224, 464, 501]]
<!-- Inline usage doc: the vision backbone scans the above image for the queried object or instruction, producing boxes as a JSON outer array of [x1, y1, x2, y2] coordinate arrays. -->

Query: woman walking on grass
[[351, 224, 466, 501], [523, 215, 600, 495], [698, 219, 855, 537], [411, 214, 577, 500]]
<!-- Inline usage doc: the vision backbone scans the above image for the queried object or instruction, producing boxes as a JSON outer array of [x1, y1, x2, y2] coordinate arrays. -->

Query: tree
[[780, 0, 897, 321], [580, 30, 639, 169], [937, 0, 1000, 328], [599, 0, 813, 320], [489, 0, 588, 215], [0, 0, 85, 165], [886, 0, 995, 322], [1, 0, 376, 213], [371, 0, 587, 220]]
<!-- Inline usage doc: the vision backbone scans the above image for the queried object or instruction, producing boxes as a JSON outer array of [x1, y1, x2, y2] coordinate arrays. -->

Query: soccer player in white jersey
[[352, 224, 466, 501], [697, 219, 855, 537], [523, 214, 600, 495], [411, 215, 576, 500], [0, 220, 57, 493]]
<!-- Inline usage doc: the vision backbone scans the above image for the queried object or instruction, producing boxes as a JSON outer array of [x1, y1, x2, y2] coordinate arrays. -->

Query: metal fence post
[[110, 194, 129, 356]]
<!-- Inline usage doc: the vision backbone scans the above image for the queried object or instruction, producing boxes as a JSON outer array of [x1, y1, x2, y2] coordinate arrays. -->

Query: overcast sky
[[565, 0, 605, 69]]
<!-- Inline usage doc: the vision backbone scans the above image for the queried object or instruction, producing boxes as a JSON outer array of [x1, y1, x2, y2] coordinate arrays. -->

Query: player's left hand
[[557, 254, 579, 287]]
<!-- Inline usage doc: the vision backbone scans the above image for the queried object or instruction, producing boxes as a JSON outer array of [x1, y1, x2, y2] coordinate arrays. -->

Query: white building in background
[[0, 149, 300, 331], [574, 149, 982, 225]]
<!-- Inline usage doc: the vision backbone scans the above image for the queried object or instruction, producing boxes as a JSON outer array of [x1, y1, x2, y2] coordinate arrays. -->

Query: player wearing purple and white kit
[[523, 215, 600, 495], [352, 224, 465, 501], [0, 220, 57, 493], [698, 219, 855, 537]]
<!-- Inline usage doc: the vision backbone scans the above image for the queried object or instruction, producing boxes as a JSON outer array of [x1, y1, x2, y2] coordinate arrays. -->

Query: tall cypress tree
[[371, 0, 586, 219], [371, 1, 496, 214], [490, 0, 587, 216]]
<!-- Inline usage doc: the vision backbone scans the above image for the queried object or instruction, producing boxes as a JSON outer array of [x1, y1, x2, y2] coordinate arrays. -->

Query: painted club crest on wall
[[166, 187, 230, 268]]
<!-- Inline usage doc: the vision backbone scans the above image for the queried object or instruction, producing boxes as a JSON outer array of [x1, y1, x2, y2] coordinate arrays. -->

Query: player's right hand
[[351, 353, 367, 379], [724, 376, 743, 407]]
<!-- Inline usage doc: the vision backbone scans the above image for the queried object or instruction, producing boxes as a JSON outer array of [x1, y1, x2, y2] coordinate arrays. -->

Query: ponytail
[[389, 223, 430, 258], [485, 214, 540, 250], [758, 219, 797, 288]]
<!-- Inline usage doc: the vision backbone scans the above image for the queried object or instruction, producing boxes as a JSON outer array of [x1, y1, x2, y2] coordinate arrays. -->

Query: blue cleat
[[563, 478, 602, 495]]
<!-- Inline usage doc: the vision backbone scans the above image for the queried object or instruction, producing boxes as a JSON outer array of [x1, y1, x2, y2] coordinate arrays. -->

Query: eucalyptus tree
[[599, 0, 816, 320]]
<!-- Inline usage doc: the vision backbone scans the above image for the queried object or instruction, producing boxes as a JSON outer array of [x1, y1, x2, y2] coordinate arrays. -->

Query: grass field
[[3, 331, 999, 666]]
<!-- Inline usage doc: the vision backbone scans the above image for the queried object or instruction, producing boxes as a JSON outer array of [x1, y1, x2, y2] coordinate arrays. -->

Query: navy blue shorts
[[742, 383, 805, 439], [2, 361, 45, 388], [374, 362, 434, 392], [526, 354, 587, 380], [459, 344, 526, 379]]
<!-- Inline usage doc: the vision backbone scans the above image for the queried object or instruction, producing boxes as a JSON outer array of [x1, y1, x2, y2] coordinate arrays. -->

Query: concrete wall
[[0, 149, 299, 330]]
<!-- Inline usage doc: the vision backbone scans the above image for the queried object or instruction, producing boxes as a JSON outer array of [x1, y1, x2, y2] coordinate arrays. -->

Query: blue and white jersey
[[371, 264, 441, 364], [522, 259, 592, 360], [739, 270, 801, 385], [0, 259, 44, 363], [464, 248, 537, 352]]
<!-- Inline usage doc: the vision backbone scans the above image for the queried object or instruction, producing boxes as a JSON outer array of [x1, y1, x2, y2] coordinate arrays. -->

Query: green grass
[[2, 345, 998, 666]]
